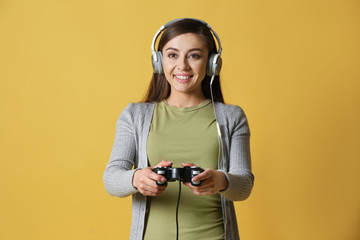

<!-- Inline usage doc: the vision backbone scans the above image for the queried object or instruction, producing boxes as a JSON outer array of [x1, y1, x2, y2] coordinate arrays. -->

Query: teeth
[[176, 75, 192, 80]]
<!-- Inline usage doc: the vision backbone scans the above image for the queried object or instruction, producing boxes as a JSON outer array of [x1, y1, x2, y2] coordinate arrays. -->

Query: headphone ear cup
[[152, 51, 164, 74], [207, 53, 222, 76]]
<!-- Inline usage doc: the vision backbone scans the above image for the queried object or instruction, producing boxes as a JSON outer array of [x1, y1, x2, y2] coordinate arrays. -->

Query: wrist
[[132, 168, 142, 190], [217, 170, 229, 192]]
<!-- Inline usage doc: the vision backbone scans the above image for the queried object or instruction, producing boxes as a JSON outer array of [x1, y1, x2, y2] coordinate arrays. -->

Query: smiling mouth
[[175, 75, 193, 81]]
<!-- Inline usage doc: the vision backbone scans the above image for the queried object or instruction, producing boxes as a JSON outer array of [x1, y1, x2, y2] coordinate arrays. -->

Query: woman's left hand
[[181, 163, 228, 195]]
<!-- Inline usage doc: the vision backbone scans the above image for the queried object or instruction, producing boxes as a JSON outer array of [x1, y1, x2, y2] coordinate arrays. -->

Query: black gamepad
[[152, 166, 204, 186]]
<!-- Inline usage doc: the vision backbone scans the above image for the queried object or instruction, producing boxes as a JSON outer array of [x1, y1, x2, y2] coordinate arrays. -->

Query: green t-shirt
[[144, 99, 224, 240]]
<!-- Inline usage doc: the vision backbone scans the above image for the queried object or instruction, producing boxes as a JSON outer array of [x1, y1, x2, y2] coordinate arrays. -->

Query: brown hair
[[143, 19, 224, 103]]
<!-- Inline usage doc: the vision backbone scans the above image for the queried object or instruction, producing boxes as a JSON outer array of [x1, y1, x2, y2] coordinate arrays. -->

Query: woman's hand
[[182, 163, 228, 195], [132, 160, 172, 196]]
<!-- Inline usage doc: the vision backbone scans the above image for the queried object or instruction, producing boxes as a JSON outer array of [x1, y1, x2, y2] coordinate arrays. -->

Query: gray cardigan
[[103, 102, 254, 240]]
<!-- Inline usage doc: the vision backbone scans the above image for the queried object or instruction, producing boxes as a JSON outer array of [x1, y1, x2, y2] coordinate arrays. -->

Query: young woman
[[103, 18, 254, 240]]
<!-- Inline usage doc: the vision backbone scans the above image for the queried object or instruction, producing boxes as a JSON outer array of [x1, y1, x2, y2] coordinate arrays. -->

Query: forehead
[[163, 33, 207, 51]]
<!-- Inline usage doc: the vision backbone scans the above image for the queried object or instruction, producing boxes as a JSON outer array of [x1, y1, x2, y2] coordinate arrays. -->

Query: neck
[[166, 93, 207, 108]]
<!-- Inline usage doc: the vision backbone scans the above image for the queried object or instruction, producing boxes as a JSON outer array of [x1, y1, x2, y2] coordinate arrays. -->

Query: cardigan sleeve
[[103, 103, 139, 197], [219, 105, 254, 201]]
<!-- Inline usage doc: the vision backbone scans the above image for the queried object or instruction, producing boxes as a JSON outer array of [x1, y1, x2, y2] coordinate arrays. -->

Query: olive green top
[[144, 99, 224, 240]]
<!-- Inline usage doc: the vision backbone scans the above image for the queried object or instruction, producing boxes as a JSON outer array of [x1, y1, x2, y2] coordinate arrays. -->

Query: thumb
[[192, 170, 208, 182]]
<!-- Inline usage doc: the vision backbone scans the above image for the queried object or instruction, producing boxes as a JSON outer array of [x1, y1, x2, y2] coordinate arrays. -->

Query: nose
[[177, 56, 190, 71]]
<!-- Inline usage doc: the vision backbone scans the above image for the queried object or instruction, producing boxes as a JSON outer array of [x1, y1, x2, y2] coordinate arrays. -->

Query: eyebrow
[[165, 47, 204, 52]]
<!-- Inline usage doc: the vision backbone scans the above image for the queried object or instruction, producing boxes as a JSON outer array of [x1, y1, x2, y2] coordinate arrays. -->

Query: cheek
[[163, 60, 174, 81], [163, 59, 175, 71], [194, 61, 207, 76]]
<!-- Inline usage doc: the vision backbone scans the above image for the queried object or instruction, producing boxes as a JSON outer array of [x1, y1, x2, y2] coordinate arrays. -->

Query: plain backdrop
[[0, 0, 359, 239]]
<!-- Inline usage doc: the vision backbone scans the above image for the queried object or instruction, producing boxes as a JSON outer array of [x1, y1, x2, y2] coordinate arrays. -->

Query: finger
[[181, 163, 195, 167], [140, 187, 166, 196], [182, 180, 209, 191], [182, 181, 193, 188], [138, 180, 167, 194], [181, 172, 210, 189], [191, 183, 218, 194], [183, 179, 217, 193], [155, 160, 173, 167], [186, 182, 211, 192]]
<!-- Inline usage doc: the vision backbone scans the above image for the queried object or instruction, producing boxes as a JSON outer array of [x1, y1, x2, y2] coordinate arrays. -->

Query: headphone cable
[[175, 178, 181, 240], [210, 75, 225, 170]]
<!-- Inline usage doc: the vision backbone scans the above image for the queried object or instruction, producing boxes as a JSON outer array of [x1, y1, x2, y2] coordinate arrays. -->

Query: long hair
[[143, 19, 224, 103]]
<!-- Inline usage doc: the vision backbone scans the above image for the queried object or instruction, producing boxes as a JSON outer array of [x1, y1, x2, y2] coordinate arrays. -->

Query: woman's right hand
[[132, 160, 172, 196]]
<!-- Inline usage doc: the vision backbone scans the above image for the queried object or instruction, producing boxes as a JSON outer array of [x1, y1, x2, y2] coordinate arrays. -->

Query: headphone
[[151, 18, 223, 76]]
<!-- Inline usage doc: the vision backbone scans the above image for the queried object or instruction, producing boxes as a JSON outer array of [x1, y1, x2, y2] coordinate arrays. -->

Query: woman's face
[[162, 33, 208, 98]]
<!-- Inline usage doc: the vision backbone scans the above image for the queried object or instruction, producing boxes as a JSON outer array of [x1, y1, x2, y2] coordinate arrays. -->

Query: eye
[[189, 53, 201, 59], [168, 53, 177, 58]]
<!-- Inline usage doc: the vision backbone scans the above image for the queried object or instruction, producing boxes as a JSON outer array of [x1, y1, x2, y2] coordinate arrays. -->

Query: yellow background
[[1, 0, 359, 239]]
